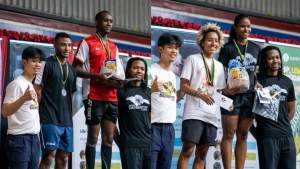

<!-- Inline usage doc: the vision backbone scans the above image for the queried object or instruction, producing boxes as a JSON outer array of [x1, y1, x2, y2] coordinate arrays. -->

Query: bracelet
[[195, 91, 201, 98]]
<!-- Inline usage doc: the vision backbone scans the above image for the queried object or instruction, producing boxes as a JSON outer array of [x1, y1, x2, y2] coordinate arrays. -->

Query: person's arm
[[2, 85, 35, 117], [72, 59, 109, 81], [176, 89, 185, 103], [287, 101, 296, 121], [180, 78, 215, 105], [287, 81, 296, 121], [34, 84, 42, 104], [34, 61, 45, 104]]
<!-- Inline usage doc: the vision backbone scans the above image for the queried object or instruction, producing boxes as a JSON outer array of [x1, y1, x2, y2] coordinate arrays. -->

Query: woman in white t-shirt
[[177, 23, 233, 169]]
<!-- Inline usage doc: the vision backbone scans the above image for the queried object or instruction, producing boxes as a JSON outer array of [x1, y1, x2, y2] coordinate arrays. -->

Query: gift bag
[[252, 89, 280, 121], [100, 59, 125, 80], [228, 59, 249, 92]]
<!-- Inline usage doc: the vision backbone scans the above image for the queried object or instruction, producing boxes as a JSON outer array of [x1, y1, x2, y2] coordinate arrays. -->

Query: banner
[[151, 26, 266, 169], [269, 41, 300, 169]]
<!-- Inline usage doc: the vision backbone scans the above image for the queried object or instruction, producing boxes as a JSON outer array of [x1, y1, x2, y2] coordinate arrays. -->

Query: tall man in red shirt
[[73, 11, 122, 169]]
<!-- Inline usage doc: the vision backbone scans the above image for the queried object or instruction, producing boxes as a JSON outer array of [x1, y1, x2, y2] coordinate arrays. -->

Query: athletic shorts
[[83, 99, 118, 125], [181, 119, 217, 146], [221, 92, 255, 118], [40, 123, 74, 152]]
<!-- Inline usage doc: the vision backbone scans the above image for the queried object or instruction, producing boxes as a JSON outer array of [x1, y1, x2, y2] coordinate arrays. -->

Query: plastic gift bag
[[252, 88, 280, 121], [227, 59, 249, 92], [100, 59, 125, 80]]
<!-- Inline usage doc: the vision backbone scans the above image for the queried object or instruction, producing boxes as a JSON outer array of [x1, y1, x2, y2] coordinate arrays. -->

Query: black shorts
[[257, 137, 296, 169], [181, 119, 217, 146], [120, 147, 150, 169], [83, 99, 118, 125], [221, 92, 255, 118]]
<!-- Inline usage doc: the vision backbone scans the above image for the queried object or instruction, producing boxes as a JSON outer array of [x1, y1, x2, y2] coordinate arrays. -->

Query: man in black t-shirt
[[34, 32, 77, 169], [115, 57, 151, 169], [254, 46, 296, 169]]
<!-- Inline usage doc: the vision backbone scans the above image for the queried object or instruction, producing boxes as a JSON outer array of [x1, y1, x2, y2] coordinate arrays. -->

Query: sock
[[101, 145, 112, 169], [85, 146, 96, 169]]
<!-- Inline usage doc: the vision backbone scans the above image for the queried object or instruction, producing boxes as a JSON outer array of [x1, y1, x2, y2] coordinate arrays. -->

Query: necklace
[[95, 33, 111, 59], [55, 56, 69, 96], [202, 53, 215, 86], [233, 39, 248, 61]]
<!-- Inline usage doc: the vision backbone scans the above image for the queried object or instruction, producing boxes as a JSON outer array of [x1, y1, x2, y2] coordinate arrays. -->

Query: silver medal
[[62, 88, 67, 96], [207, 88, 214, 96]]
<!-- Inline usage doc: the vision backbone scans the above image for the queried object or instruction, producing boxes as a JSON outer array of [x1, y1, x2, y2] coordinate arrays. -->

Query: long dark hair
[[125, 57, 148, 91], [229, 14, 250, 42], [258, 46, 283, 84]]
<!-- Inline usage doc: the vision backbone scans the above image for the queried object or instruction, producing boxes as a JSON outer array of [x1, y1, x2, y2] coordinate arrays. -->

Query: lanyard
[[95, 33, 111, 59], [55, 56, 69, 85], [233, 39, 248, 61], [201, 53, 215, 86]]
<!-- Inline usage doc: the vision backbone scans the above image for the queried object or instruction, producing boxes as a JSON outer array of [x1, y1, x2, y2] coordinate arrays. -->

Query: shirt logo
[[162, 81, 176, 95], [30, 96, 39, 110], [234, 53, 257, 71], [46, 142, 55, 146], [126, 95, 149, 111]]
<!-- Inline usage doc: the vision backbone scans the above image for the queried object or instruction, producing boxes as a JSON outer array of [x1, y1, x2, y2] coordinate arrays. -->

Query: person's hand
[[151, 76, 163, 93], [23, 85, 36, 101], [228, 104, 234, 112], [255, 82, 263, 91], [198, 89, 215, 105], [114, 80, 128, 88], [222, 84, 241, 96], [98, 73, 110, 82]]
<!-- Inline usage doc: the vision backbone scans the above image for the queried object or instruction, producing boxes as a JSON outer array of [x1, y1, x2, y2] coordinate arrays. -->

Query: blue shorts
[[6, 134, 40, 169], [40, 123, 74, 152]]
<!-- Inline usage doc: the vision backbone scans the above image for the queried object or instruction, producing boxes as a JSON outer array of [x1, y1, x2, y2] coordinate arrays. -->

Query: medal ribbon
[[55, 56, 69, 85], [95, 33, 111, 59], [202, 53, 215, 86], [233, 39, 248, 61]]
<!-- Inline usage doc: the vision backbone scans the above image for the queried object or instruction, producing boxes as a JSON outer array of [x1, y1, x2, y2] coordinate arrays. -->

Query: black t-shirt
[[218, 40, 261, 94], [39, 56, 77, 127], [117, 85, 151, 148], [256, 75, 296, 138]]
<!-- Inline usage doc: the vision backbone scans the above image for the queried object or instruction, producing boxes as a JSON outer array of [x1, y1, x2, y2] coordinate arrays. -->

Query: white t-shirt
[[181, 54, 226, 127], [3, 75, 40, 135], [151, 63, 177, 123]]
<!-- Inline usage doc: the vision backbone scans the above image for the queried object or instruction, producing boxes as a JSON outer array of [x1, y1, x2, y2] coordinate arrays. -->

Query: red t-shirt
[[74, 34, 118, 102]]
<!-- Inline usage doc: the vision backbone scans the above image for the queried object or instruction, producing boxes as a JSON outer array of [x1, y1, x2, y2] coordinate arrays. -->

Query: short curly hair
[[196, 23, 224, 51]]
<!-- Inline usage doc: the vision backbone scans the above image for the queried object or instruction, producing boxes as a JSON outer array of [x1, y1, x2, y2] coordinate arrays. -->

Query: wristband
[[195, 91, 201, 98]]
